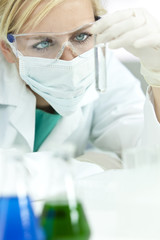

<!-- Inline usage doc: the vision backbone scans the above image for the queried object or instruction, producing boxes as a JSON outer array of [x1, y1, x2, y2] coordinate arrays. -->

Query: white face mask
[[18, 49, 95, 116]]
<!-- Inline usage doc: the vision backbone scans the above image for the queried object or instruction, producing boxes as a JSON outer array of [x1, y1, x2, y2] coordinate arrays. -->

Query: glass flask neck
[[0, 149, 27, 197]]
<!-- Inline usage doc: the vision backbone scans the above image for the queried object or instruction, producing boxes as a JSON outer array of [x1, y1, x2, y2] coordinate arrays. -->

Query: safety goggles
[[7, 22, 96, 59]]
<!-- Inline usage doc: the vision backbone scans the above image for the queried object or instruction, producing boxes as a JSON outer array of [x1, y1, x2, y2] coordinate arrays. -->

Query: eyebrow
[[24, 35, 55, 40], [70, 27, 92, 35]]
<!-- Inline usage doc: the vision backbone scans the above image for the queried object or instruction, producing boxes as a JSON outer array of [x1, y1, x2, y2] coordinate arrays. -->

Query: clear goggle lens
[[7, 23, 95, 59]]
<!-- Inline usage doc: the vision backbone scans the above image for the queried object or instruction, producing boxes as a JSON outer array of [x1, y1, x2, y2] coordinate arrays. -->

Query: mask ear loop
[[55, 41, 79, 59], [7, 41, 23, 58]]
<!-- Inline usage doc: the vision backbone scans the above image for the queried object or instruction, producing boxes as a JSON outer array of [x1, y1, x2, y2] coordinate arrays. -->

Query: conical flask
[[40, 145, 91, 240], [0, 149, 45, 240]]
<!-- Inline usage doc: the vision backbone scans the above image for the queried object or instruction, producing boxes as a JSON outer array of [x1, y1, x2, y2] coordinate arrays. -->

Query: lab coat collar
[[10, 86, 36, 151], [0, 52, 24, 105], [39, 108, 83, 151], [0, 52, 36, 150]]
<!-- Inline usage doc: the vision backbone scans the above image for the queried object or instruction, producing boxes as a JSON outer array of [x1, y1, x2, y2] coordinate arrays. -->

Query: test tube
[[94, 36, 107, 92]]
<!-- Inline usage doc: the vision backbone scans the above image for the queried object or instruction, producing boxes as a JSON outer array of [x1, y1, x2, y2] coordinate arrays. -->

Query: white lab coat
[[0, 50, 159, 157]]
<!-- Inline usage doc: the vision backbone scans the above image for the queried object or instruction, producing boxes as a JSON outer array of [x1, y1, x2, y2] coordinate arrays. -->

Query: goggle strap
[[7, 34, 15, 43], [7, 42, 23, 58]]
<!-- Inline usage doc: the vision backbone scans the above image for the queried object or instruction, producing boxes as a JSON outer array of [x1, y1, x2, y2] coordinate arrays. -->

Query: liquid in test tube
[[94, 38, 107, 92]]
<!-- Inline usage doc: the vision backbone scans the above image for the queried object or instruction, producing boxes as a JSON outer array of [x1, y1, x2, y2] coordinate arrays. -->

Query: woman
[[0, 0, 159, 159]]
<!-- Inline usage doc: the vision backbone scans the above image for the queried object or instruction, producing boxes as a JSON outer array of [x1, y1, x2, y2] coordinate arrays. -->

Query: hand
[[91, 8, 160, 86]]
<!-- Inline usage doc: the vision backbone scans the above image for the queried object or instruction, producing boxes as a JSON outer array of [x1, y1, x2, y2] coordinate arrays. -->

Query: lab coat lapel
[[39, 109, 83, 151], [0, 55, 36, 151], [9, 85, 36, 151]]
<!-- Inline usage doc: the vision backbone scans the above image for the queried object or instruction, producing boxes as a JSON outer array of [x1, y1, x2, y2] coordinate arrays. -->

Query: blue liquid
[[0, 196, 43, 240]]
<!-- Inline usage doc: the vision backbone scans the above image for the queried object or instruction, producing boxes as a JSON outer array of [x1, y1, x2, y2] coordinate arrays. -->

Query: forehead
[[26, 0, 95, 33]]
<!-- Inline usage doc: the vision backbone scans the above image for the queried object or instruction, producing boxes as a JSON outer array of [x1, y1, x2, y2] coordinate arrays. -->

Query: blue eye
[[76, 33, 87, 41], [33, 39, 53, 50], [37, 41, 49, 49], [75, 33, 91, 42]]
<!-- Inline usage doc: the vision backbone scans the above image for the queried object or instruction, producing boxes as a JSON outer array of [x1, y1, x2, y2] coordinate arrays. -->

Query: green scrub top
[[34, 109, 62, 152]]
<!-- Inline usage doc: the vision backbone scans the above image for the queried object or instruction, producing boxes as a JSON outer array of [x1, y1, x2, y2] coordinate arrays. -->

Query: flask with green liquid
[[40, 146, 91, 240]]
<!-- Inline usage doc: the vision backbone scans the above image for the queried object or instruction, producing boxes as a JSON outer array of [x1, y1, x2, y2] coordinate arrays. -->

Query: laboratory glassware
[[40, 146, 91, 240], [94, 36, 107, 92], [0, 149, 45, 240]]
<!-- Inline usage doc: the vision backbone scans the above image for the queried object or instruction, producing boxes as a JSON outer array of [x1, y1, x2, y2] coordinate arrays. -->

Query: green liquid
[[41, 200, 91, 240]]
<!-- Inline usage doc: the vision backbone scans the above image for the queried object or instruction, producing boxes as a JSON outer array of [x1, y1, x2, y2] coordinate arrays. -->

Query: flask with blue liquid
[[0, 149, 45, 240]]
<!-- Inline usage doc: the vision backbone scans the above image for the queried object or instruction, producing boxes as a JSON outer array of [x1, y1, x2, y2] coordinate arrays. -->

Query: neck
[[37, 105, 58, 114], [30, 89, 57, 114]]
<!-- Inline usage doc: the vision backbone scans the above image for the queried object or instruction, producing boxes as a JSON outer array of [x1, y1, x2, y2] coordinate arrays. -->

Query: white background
[[105, 0, 159, 19]]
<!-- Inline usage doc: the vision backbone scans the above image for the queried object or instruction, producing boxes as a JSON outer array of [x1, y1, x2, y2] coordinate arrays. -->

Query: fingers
[[96, 16, 145, 44], [91, 7, 160, 51], [134, 34, 160, 48], [91, 8, 135, 34], [108, 25, 151, 49]]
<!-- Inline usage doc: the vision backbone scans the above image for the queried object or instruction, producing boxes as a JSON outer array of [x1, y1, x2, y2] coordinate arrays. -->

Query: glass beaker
[[0, 149, 45, 240], [40, 146, 91, 240]]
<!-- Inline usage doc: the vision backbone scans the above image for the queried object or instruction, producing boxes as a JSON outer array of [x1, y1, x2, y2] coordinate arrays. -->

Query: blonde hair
[[0, 0, 106, 41]]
